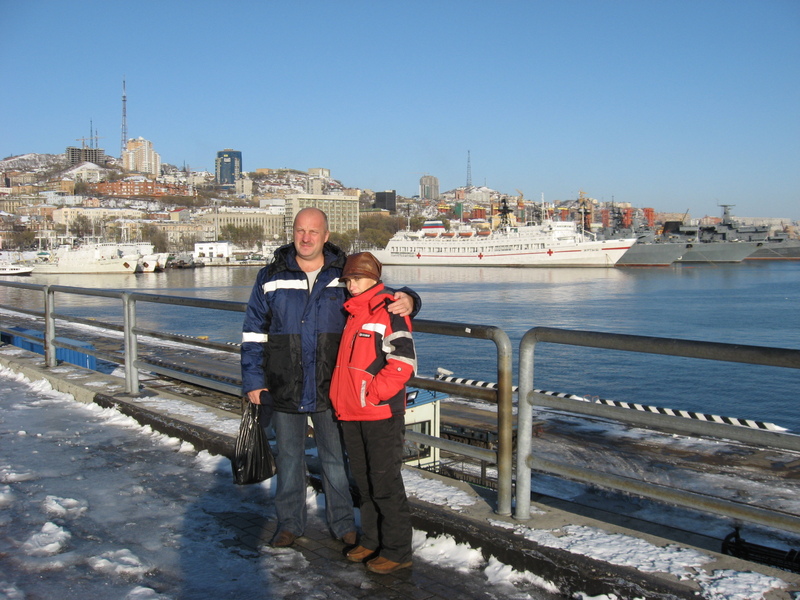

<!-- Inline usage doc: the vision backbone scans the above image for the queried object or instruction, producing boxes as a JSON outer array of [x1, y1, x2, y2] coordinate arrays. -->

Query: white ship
[[31, 243, 140, 274], [373, 200, 636, 268], [118, 243, 162, 272]]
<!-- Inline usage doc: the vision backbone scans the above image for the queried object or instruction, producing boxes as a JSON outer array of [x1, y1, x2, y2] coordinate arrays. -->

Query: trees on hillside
[[356, 214, 425, 249]]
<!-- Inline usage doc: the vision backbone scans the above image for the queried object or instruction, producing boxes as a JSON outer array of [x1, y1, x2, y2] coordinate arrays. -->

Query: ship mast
[[497, 196, 514, 229]]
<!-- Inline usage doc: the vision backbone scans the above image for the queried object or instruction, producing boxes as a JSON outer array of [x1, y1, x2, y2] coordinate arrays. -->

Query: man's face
[[293, 210, 329, 264]]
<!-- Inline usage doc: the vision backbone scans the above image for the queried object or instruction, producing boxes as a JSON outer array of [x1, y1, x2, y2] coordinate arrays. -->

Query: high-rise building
[[66, 146, 105, 166], [216, 149, 242, 185], [420, 175, 439, 201], [375, 190, 397, 213], [122, 137, 161, 176]]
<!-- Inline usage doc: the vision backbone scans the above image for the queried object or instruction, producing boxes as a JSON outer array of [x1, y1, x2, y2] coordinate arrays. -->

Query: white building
[[194, 241, 234, 262]]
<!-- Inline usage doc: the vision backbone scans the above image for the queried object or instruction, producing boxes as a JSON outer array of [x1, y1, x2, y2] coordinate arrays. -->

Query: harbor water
[[1, 261, 798, 432]]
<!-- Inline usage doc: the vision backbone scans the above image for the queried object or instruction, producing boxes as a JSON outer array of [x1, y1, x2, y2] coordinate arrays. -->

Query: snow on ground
[[0, 363, 795, 599]]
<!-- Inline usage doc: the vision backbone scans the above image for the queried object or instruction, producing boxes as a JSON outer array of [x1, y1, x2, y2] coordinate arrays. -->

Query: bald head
[[293, 207, 330, 271], [294, 207, 329, 232]]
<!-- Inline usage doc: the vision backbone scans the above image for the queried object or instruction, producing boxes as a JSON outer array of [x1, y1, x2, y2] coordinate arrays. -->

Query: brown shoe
[[340, 531, 358, 546], [346, 545, 377, 562], [271, 530, 297, 548], [366, 556, 412, 574]]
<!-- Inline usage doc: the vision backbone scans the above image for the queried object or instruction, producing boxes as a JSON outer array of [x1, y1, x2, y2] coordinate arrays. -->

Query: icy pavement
[[0, 365, 564, 600], [0, 356, 798, 599]]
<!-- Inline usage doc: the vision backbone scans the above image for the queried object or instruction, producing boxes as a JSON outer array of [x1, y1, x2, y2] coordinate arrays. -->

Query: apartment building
[[123, 137, 161, 177], [285, 193, 359, 236]]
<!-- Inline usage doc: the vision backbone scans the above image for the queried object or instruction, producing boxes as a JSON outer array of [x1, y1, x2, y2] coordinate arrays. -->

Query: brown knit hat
[[341, 252, 382, 282]]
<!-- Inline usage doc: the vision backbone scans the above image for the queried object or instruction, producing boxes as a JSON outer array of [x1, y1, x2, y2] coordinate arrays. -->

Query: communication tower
[[120, 78, 128, 158], [466, 150, 472, 188]]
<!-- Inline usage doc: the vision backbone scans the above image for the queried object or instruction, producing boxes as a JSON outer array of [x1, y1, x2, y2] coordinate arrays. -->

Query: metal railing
[[516, 326, 800, 535], [4, 280, 799, 528], [0, 280, 515, 515]]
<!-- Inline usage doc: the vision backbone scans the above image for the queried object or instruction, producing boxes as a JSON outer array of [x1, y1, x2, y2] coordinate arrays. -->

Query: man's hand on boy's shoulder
[[387, 291, 413, 317]]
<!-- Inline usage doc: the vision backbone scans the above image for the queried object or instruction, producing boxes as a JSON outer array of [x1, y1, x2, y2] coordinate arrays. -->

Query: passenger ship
[[373, 200, 636, 268]]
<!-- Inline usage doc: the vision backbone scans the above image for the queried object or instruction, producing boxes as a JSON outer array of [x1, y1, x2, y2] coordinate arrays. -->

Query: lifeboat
[[458, 231, 473, 238], [476, 230, 491, 237], [441, 232, 455, 238], [424, 232, 439, 238]]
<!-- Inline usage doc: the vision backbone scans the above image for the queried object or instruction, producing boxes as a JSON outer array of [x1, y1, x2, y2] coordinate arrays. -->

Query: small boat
[[0, 262, 34, 276], [441, 232, 456, 238]]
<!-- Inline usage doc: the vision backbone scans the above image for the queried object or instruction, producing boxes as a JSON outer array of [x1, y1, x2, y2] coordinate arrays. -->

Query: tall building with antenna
[[466, 150, 472, 188], [120, 78, 128, 159]]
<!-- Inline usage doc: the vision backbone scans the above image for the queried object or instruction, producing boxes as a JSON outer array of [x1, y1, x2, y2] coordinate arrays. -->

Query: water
[[1, 261, 798, 432]]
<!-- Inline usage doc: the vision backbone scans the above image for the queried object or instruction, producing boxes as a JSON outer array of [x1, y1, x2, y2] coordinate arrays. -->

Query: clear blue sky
[[3, 0, 799, 219]]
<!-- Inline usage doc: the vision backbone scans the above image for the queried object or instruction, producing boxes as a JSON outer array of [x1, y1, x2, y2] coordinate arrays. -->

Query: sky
[[0, 360, 794, 600], [2, 0, 799, 219]]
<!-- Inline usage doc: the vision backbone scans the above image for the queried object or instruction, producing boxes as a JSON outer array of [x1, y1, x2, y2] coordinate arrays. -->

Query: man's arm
[[241, 271, 272, 399], [387, 288, 421, 318]]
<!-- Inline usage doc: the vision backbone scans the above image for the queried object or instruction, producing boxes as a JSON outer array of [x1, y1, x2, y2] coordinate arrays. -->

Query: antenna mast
[[466, 150, 472, 188], [120, 78, 128, 158]]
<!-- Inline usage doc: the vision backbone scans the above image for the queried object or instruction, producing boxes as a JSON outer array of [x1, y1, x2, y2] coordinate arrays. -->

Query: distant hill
[[0, 153, 67, 171]]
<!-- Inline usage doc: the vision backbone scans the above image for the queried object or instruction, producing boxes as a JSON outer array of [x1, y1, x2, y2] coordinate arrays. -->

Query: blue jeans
[[271, 409, 355, 539]]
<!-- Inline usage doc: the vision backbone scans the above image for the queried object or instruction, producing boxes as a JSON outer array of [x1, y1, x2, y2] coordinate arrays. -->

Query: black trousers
[[341, 415, 412, 563]]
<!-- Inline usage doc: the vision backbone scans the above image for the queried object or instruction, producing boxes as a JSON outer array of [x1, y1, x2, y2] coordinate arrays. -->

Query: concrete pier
[[1, 342, 798, 599]]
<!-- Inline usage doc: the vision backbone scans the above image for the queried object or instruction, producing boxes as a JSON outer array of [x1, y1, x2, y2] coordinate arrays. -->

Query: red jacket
[[329, 283, 416, 421]]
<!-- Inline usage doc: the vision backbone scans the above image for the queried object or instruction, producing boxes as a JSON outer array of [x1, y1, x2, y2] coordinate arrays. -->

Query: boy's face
[[345, 276, 377, 296]]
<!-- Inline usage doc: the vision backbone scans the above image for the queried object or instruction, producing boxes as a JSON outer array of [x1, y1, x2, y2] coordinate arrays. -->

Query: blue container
[[1, 326, 97, 370]]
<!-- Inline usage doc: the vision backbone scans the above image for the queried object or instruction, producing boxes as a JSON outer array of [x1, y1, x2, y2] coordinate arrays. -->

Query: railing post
[[493, 327, 514, 516], [122, 292, 139, 394], [514, 329, 536, 520], [43, 285, 57, 367]]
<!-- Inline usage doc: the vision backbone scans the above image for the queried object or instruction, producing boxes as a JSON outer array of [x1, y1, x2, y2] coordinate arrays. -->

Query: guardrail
[[0, 280, 515, 515], [3, 281, 799, 529], [515, 326, 800, 535]]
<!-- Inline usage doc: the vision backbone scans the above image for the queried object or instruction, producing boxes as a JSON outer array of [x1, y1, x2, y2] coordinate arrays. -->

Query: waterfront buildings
[[196, 208, 284, 243]]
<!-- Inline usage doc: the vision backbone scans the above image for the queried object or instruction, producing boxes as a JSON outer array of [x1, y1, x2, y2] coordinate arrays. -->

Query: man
[[241, 207, 419, 548]]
